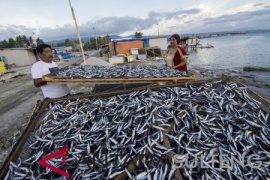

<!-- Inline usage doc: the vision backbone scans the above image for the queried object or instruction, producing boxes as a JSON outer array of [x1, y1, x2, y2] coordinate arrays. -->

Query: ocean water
[[188, 31, 270, 84]]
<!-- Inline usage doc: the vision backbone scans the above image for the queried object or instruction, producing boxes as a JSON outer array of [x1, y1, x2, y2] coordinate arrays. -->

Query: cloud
[[203, 7, 270, 24], [0, 8, 201, 41], [253, 3, 266, 7], [186, 5, 270, 33], [151, 8, 201, 20], [1, 4, 270, 41], [184, 20, 193, 24], [0, 25, 36, 40]]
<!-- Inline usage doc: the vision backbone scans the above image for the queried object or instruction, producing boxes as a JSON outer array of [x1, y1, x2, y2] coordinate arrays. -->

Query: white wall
[[149, 38, 168, 50], [0, 49, 38, 66]]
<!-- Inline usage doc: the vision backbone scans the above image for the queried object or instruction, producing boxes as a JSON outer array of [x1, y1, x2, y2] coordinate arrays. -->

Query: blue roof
[[112, 37, 149, 42], [53, 46, 67, 49]]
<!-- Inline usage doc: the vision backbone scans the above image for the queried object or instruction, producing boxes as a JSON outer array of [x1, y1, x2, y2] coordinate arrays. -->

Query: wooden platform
[[1, 77, 269, 179], [43, 74, 197, 84]]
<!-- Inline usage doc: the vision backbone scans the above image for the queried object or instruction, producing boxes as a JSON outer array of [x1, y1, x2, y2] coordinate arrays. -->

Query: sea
[[188, 31, 270, 84]]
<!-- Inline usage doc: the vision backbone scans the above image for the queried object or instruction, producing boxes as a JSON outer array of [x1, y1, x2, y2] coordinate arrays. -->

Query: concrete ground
[[0, 53, 99, 167], [0, 74, 43, 166], [82, 57, 111, 66]]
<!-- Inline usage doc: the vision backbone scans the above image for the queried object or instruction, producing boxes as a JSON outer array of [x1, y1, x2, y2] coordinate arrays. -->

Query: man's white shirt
[[31, 60, 69, 98]]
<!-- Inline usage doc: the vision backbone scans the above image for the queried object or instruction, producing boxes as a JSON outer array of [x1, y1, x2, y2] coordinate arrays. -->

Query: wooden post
[[68, 0, 86, 63]]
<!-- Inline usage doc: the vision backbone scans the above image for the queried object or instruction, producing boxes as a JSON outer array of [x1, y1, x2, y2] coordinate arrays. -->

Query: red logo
[[38, 147, 69, 177]]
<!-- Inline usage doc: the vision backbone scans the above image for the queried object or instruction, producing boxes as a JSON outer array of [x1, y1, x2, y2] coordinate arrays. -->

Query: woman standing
[[166, 34, 188, 72]]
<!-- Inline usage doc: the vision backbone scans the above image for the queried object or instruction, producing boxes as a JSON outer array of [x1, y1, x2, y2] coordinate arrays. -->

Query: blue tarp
[[58, 52, 76, 61], [53, 46, 68, 50]]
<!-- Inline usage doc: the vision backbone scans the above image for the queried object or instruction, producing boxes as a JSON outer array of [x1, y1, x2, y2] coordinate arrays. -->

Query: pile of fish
[[4, 81, 270, 179], [54, 65, 187, 78]]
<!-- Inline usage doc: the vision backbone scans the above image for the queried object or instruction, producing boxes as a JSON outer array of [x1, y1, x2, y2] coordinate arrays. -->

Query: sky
[[0, 0, 270, 41]]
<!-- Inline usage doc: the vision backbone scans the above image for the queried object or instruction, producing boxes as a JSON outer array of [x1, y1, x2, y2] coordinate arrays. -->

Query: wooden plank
[[44, 77, 196, 82], [113, 124, 178, 180], [44, 75, 196, 81], [115, 102, 184, 179], [152, 104, 184, 180], [161, 118, 185, 180], [43, 75, 197, 85], [45, 80, 196, 85], [113, 156, 140, 180]]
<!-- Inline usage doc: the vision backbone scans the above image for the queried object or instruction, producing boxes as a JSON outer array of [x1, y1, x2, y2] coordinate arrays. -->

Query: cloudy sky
[[0, 0, 270, 41]]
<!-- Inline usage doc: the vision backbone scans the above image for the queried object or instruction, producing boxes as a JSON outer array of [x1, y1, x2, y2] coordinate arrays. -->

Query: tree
[[36, 38, 44, 46], [89, 37, 97, 49], [64, 39, 74, 47], [0, 40, 9, 48], [8, 38, 16, 48], [97, 36, 102, 48], [22, 35, 29, 47], [135, 32, 143, 38], [0, 35, 42, 48], [29, 36, 34, 46], [104, 35, 111, 43], [55, 41, 65, 47], [83, 42, 92, 50], [16, 35, 24, 48], [85, 35, 111, 50], [32, 44, 37, 48]]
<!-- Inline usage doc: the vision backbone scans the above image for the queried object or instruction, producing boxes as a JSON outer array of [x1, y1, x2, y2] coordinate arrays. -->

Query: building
[[110, 38, 147, 56], [148, 36, 168, 50], [0, 48, 38, 66], [53, 46, 72, 53]]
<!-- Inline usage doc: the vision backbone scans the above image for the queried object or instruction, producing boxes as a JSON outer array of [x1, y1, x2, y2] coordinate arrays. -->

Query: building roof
[[111, 37, 149, 42], [53, 46, 67, 49], [53, 46, 72, 50], [147, 35, 168, 39]]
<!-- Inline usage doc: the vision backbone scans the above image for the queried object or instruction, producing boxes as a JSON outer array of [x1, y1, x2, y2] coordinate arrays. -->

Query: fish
[[5, 80, 270, 179], [54, 65, 187, 79]]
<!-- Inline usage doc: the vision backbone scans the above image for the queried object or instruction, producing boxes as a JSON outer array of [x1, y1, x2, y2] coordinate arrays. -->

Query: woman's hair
[[170, 34, 181, 44], [36, 44, 52, 54]]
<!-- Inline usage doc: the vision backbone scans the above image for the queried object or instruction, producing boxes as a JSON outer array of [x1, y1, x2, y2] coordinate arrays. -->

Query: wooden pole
[[68, 0, 86, 63]]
